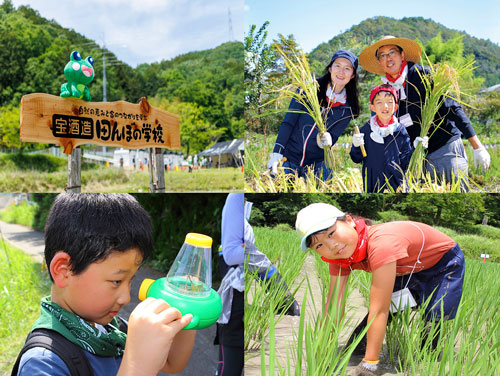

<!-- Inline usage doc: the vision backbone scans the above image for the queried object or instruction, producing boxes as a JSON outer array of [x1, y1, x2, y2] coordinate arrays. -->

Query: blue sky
[[12, 0, 244, 67], [244, 0, 500, 53]]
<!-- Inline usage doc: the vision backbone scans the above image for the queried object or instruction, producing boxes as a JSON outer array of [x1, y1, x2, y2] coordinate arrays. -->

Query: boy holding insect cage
[[350, 84, 413, 193], [295, 202, 465, 376], [12, 193, 195, 376]]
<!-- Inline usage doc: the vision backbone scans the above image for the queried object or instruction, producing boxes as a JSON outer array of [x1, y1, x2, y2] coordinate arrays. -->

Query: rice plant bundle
[[407, 54, 475, 181], [273, 45, 336, 169]]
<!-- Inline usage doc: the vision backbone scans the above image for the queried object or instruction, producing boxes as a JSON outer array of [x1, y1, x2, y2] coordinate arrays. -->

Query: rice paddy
[[244, 225, 500, 375]]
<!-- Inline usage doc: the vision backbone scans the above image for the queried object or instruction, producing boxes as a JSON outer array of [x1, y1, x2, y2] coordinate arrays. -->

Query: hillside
[[0, 1, 243, 151], [308, 16, 500, 87]]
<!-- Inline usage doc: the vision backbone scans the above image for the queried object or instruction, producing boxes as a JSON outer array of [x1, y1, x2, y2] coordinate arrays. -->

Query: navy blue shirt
[[350, 122, 412, 193], [273, 96, 353, 166]]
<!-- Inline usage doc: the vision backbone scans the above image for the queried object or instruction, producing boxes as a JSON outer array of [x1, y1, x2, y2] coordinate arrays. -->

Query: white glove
[[413, 136, 429, 149], [352, 133, 365, 147], [267, 152, 283, 174], [473, 146, 490, 170], [316, 132, 332, 149]]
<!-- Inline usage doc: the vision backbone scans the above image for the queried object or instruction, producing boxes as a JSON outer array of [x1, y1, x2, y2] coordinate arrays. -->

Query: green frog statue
[[60, 50, 95, 101]]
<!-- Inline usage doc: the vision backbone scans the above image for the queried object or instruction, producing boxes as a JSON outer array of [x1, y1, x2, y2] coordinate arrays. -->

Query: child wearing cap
[[267, 49, 360, 180], [295, 202, 465, 376], [350, 83, 412, 192]]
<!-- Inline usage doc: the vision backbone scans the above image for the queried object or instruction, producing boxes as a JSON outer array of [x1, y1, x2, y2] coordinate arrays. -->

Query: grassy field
[[0, 153, 244, 192], [0, 201, 37, 228], [246, 224, 500, 375], [0, 240, 51, 375], [245, 132, 500, 193]]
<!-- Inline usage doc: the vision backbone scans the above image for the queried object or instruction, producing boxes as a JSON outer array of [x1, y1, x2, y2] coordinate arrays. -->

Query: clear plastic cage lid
[[165, 233, 213, 297]]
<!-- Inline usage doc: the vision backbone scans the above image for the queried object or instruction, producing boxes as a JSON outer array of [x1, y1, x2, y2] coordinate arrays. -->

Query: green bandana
[[32, 296, 127, 357]]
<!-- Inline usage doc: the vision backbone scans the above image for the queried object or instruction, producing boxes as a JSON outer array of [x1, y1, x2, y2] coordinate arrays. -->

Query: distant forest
[[309, 16, 500, 88], [0, 0, 243, 154]]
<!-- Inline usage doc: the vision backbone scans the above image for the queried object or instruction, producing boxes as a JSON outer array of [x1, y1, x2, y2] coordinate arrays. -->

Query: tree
[[423, 32, 484, 103], [245, 22, 277, 134], [151, 98, 225, 156]]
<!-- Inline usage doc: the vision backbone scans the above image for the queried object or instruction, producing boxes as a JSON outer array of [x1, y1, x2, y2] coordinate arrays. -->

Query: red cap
[[369, 84, 398, 104]]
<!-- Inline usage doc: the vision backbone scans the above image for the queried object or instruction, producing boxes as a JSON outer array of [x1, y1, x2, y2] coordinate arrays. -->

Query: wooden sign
[[20, 93, 180, 154]]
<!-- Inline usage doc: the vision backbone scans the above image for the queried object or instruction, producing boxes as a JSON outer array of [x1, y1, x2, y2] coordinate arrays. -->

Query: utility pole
[[228, 7, 234, 41], [102, 49, 107, 102]]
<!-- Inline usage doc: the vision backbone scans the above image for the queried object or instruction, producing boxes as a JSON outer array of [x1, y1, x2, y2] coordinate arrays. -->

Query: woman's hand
[[316, 132, 332, 149]]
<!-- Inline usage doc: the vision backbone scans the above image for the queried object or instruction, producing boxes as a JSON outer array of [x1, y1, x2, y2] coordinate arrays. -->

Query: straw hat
[[359, 36, 422, 75]]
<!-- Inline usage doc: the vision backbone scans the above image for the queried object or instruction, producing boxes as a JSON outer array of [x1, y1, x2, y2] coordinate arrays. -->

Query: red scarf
[[327, 99, 344, 108], [384, 60, 407, 86], [375, 115, 395, 128], [321, 219, 368, 269]]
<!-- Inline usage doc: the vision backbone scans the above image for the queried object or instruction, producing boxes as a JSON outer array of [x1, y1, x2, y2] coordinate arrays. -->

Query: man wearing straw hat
[[359, 36, 490, 189]]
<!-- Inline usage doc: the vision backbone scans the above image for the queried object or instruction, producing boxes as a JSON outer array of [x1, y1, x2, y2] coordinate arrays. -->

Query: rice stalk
[[407, 52, 476, 180], [271, 44, 335, 169]]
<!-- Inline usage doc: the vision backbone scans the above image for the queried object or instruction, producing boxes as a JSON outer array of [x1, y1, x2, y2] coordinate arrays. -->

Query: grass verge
[[0, 239, 51, 375]]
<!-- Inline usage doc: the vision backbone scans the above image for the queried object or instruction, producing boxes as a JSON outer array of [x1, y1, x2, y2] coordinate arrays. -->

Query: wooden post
[[154, 148, 165, 192], [66, 146, 81, 193], [148, 148, 154, 191]]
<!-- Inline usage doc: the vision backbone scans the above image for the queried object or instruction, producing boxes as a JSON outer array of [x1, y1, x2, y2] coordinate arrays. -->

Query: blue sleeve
[[273, 97, 303, 154], [327, 107, 352, 144], [221, 193, 244, 266], [442, 97, 476, 139], [18, 347, 70, 376]]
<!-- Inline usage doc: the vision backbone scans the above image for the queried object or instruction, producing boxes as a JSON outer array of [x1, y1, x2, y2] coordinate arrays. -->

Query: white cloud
[[11, 0, 244, 67]]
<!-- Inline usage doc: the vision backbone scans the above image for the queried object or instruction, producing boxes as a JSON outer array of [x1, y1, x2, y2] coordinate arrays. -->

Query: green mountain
[[0, 0, 243, 148], [308, 16, 500, 87]]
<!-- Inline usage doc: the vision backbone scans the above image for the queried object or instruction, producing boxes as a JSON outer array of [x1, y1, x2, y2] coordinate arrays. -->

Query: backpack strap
[[11, 329, 93, 376], [115, 315, 128, 334]]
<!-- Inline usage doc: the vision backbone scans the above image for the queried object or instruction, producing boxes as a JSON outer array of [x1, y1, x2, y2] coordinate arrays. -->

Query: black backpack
[[11, 317, 128, 376]]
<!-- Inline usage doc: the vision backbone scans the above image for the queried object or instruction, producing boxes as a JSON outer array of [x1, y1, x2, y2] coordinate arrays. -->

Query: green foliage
[[308, 16, 500, 87], [376, 210, 410, 223], [151, 98, 225, 155], [247, 193, 339, 227], [31, 193, 57, 231], [0, 200, 38, 227], [397, 193, 484, 227], [0, 152, 66, 171], [0, 240, 51, 375], [132, 194, 226, 273], [249, 193, 500, 233]]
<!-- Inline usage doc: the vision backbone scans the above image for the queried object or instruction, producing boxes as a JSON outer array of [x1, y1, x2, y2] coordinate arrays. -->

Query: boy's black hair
[[44, 193, 153, 281]]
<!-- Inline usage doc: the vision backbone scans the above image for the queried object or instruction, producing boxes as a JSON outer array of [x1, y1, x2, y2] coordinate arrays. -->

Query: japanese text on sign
[[52, 114, 164, 144]]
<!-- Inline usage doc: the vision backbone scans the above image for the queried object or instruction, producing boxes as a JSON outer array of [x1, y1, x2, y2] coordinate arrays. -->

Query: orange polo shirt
[[329, 221, 456, 277]]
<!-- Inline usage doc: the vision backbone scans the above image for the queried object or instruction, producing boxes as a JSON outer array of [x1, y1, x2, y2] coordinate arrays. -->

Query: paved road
[[0, 197, 218, 376]]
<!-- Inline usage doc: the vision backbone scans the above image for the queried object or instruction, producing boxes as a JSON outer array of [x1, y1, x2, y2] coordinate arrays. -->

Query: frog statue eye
[[88, 56, 94, 66], [72, 51, 82, 61]]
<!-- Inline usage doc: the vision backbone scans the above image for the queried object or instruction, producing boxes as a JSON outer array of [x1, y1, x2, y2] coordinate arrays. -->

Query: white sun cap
[[295, 203, 345, 252]]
